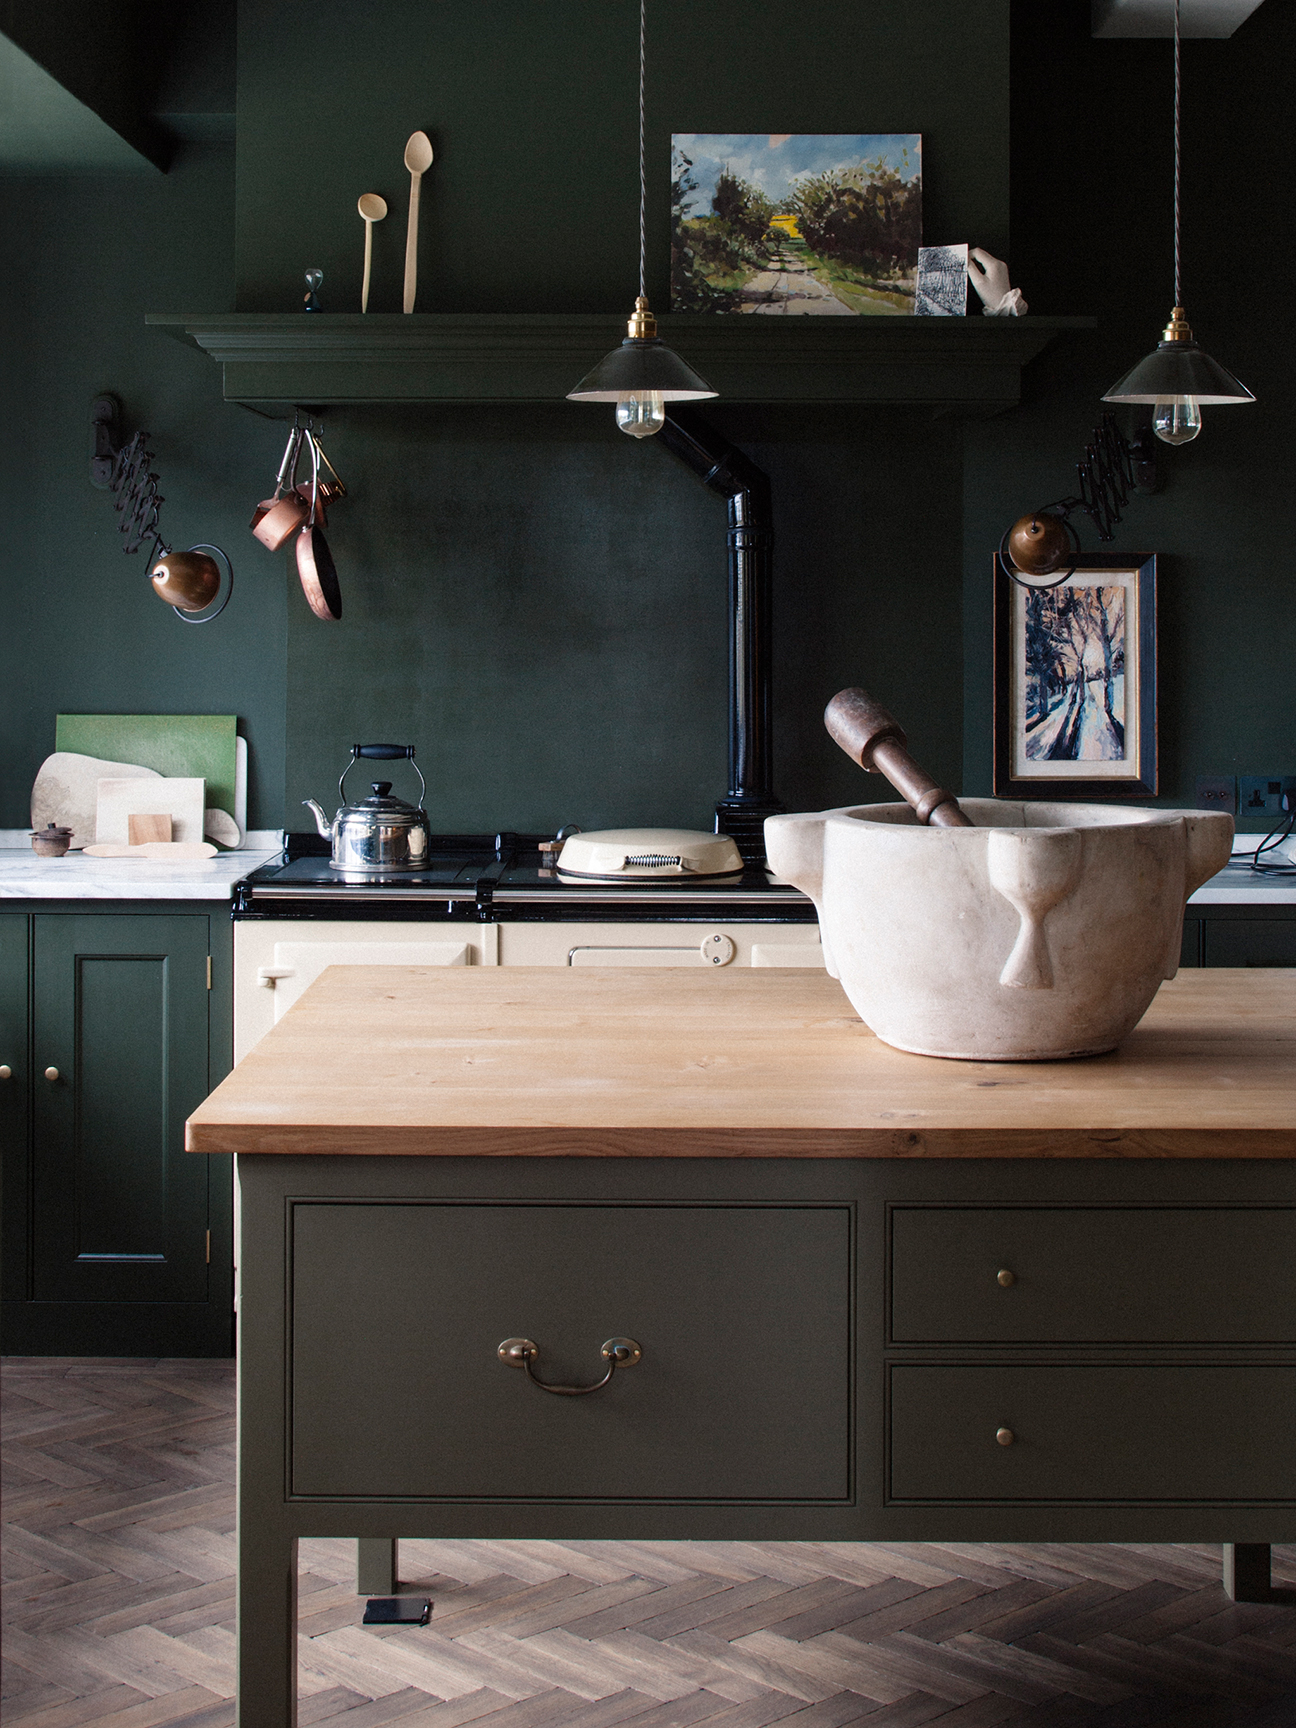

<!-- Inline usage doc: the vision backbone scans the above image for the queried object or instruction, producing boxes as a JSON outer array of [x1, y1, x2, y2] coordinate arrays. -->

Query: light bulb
[[615, 392, 665, 438], [1153, 396, 1202, 445]]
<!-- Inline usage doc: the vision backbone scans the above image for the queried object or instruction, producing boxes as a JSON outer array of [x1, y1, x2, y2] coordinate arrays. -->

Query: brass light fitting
[[1102, 2, 1253, 443], [566, 0, 716, 436]]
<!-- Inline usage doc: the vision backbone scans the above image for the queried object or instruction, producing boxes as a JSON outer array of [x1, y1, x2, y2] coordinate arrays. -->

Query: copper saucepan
[[295, 429, 342, 620], [252, 425, 309, 550]]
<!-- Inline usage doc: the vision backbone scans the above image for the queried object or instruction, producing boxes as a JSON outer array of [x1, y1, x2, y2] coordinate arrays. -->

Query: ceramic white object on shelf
[[764, 799, 1234, 1061]]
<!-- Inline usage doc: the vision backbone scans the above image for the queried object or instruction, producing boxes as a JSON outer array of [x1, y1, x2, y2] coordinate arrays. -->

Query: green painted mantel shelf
[[146, 313, 1094, 415]]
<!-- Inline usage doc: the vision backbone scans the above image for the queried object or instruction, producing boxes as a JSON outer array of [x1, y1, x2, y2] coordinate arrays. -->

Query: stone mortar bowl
[[765, 800, 1234, 1060]]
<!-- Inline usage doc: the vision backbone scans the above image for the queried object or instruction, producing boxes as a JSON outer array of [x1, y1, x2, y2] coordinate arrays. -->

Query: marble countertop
[[1189, 837, 1296, 905], [1, 834, 1291, 905], [0, 844, 280, 900]]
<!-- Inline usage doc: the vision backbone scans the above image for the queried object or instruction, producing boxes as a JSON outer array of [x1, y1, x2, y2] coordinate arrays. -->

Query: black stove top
[[233, 832, 814, 924]]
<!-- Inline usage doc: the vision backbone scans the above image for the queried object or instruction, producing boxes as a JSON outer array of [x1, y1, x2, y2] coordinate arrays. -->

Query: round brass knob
[[0, 1064, 11, 1080], [44, 1066, 60, 1082], [996, 1427, 1015, 1447], [997, 1268, 1016, 1287]]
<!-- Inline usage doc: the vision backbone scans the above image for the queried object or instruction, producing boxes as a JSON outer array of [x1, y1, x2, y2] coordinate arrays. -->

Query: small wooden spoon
[[402, 130, 434, 313], [357, 192, 387, 313]]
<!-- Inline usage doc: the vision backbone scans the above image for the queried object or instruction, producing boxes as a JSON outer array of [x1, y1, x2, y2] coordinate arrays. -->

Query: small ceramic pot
[[765, 799, 1234, 1061], [31, 823, 73, 857]]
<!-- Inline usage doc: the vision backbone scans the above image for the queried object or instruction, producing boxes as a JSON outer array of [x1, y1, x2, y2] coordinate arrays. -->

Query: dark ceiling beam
[[0, 0, 178, 170]]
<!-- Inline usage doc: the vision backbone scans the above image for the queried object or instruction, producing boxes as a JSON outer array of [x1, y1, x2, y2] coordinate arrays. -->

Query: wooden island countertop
[[186, 965, 1296, 1159]]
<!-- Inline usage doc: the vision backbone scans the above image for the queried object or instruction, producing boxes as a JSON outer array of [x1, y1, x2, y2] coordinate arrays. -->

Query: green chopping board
[[56, 715, 238, 819]]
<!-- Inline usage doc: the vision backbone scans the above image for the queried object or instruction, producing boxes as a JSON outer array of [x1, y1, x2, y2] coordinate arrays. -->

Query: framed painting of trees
[[993, 553, 1157, 798]]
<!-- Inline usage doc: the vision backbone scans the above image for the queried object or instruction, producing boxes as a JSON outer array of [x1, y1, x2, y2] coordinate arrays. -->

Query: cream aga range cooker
[[232, 829, 822, 1060]]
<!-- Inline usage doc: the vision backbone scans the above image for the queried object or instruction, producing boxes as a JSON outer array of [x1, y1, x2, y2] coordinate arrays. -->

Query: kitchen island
[[186, 966, 1296, 1728]]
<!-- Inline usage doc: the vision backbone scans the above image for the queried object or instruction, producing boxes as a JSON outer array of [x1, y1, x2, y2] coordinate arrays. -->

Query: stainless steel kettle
[[303, 744, 431, 874]]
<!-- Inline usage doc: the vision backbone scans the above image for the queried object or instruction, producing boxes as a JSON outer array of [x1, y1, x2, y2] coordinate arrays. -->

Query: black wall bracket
[[90, 394, 124, 488]]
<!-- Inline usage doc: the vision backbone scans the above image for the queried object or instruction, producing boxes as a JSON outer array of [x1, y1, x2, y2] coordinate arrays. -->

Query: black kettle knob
[[371, 781, 393, 797]]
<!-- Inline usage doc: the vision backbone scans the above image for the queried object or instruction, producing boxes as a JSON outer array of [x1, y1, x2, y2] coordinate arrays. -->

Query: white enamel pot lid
[[557, 828, 744, 878]]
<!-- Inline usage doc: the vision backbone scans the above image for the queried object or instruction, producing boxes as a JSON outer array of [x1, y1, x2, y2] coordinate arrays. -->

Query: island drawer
[[888, 1364, 1296, 1503], [290, 1200, 851, 1502], [890, 1207, 1296, 1344]]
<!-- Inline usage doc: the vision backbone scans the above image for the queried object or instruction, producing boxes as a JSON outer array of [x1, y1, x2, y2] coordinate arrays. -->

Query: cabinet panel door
[[891, 1208, 1296, 1344], [1204, 921, 1296, 967], [32, 915, 210, 1303], [292, 1201, 852, 1501], [890, 1365, 1296, 1503], [0, 914, 29, 1299]]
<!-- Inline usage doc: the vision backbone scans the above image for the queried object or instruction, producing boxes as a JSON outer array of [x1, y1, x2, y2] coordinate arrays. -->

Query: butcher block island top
[[186, 965, 1296, 1158]]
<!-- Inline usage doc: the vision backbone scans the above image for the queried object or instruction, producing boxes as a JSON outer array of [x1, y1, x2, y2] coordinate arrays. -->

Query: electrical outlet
[[1195, 776, 1236, 814], [1238, 775, 1296, 819]]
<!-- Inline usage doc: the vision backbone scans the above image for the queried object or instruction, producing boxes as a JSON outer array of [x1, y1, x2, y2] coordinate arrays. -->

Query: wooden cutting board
[[95, 777, 205, 845], [56, 715, 238, 822]]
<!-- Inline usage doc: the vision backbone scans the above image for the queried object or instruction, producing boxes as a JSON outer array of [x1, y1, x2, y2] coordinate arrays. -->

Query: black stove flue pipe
[[657, 406, 783, 864]]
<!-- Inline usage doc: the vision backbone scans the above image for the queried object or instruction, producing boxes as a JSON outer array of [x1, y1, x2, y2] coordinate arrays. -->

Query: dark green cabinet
[[291, 1200, 852, 1502], [1180, 907, 1296, 967], [1, 903, 234, 1356], [1204, 919, 1296, 967]]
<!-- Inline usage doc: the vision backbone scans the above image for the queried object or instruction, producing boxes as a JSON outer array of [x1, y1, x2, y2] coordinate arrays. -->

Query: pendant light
[[567, 0, 717, 436], [1102, 0, 1253, 444]]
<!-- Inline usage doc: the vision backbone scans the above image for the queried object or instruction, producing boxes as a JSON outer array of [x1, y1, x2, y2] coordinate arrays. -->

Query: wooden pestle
[[824, 688, 973, 827]]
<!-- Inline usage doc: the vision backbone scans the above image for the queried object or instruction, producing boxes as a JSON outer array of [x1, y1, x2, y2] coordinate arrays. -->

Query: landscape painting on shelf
[[670, 133, 922, 315]]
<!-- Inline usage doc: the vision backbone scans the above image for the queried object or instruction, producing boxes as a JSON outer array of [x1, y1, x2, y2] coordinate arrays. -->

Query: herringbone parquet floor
[[4, 1360, 1295, 1728]]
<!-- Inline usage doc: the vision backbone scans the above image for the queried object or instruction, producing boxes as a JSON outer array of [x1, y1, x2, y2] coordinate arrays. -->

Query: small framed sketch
[[993, 552, 1157, 798]]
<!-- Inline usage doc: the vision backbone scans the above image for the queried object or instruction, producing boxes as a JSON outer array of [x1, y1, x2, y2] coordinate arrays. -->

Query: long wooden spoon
[[402, 130, 434, 313], [357, 192, 387, 313]]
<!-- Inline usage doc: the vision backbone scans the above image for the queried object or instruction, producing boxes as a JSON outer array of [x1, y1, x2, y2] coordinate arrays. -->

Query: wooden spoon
[[402, 130, 434, 313], [357, 192, 387, 313]]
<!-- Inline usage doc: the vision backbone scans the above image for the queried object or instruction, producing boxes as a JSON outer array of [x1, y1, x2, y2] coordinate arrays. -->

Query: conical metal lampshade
[[1104, 321, 1254, 406], [567, 334, 717, 403]]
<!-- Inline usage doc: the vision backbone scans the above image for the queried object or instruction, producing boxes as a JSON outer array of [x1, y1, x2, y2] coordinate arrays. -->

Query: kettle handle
[[339, 745, 426, 809]]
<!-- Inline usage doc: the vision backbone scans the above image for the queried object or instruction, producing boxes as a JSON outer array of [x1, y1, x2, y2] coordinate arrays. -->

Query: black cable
[[1248, 798, 1296, 876]]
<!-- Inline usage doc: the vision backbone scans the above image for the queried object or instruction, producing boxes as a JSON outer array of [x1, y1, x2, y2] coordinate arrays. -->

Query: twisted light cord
[[1173, 0, 1181, 307], [638, 0, 647, 300]]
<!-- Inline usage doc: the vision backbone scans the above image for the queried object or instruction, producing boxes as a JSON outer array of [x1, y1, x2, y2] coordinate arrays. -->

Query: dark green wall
[[234, 0, 1009, 315], [284, 404, 963, 832], [252, 0, 1000, 827], [3, 0, 1288, 839], [0, 142, 286, 830], [963, 0, 1293, 825]]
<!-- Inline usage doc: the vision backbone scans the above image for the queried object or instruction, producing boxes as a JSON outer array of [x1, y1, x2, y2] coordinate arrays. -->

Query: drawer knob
[[498, 1336, 642, 1397], [997, 1268, 1016, 1287], [0, 1064, 11, 1080], [996, 1427, 1015, 1447], [44, 1066, 60, 1082]]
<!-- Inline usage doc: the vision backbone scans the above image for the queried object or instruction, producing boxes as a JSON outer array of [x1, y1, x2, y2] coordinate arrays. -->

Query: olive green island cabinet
[[1, 900, 235, 1356], [184, 964, 1296, 1728]]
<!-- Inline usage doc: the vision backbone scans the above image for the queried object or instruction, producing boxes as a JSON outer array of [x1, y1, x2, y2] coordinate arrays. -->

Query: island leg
[[237, 1524, 298, 1728], [1223, 1543, 1271, 1602], [357, 1538, 398, 1595]]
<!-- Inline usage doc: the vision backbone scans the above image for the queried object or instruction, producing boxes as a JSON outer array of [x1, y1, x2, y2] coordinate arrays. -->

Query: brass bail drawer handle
[[497, 1336, 642, 1396]]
